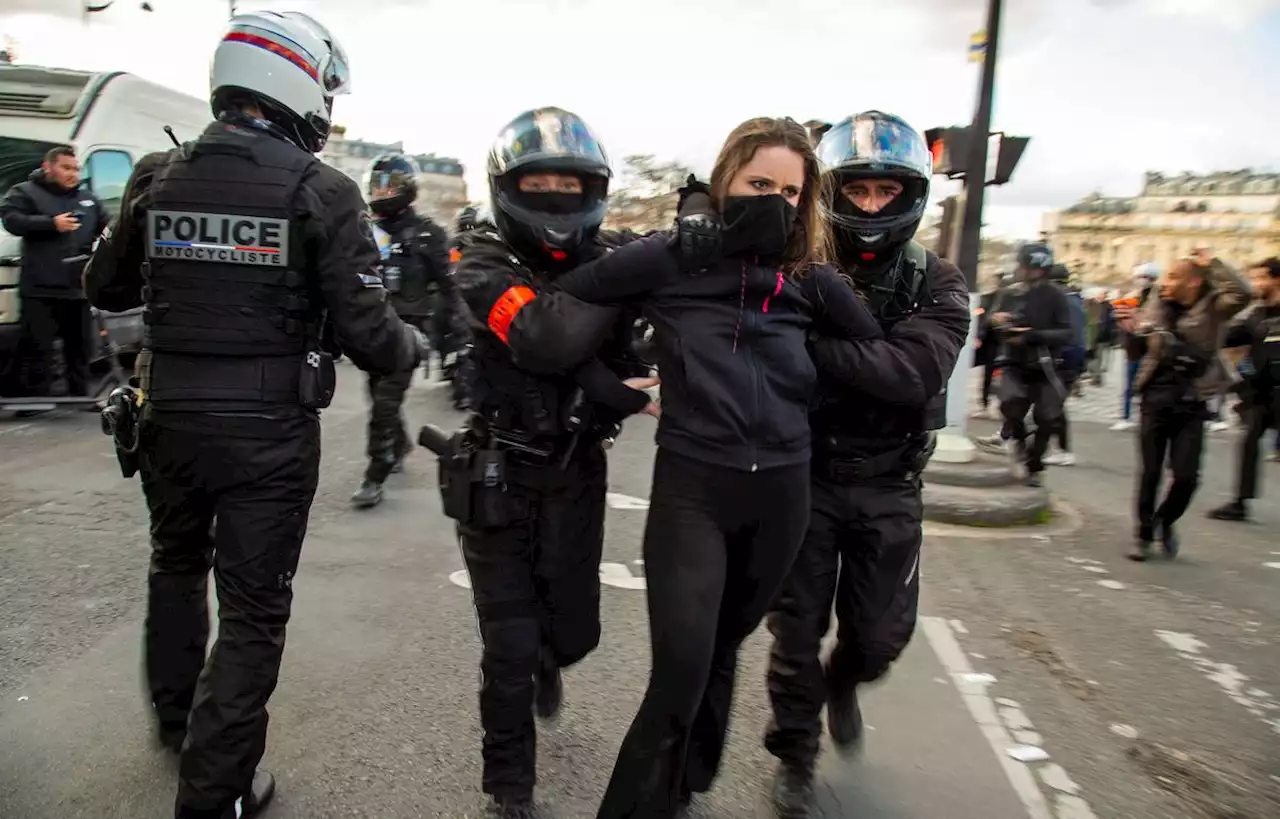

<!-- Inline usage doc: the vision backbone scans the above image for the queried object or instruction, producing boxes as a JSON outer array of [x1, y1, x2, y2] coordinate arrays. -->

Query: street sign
[[968, 31, 987, 63]]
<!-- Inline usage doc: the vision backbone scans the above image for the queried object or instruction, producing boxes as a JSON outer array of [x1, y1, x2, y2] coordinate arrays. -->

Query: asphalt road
[[0, 362, 1276, 819]]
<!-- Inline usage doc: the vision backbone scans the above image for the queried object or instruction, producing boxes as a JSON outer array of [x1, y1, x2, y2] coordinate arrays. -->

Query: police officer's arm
[[1223, 304, 1264, 349], [452, 234, 624, 374], [811, 258, 970, 408], [83, 150, 170, 313], [305, 174, 418, 375], [513, 234, 683, 373], [801, 265, 884, 340]]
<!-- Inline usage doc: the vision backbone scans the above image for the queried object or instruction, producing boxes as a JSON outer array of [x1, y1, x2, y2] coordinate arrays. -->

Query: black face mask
[[514, 191, 585, 215], [721, 194, 798, 258]]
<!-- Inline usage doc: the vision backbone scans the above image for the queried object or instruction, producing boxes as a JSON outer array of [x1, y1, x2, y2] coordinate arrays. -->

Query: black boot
[[155, 721, 185, 754], [1160, 521, 1180, 559], [222, 771, 275, 819], [488, 794, 537, 818], [1207, 500, 1247, 521], [350, 479, 384, 509], [534, 651, 562, 721], [771, 763, 815, 818], [824, 664, 863, 754]]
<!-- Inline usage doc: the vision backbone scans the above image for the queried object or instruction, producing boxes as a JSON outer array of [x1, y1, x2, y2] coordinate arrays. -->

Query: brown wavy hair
[[708, 116, 833, 277]]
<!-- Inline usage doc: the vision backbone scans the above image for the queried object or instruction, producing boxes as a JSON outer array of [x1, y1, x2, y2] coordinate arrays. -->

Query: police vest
[[375, 217, 433, 318], [142, 125, 318, 405], [1262, 318, 1280, 383]]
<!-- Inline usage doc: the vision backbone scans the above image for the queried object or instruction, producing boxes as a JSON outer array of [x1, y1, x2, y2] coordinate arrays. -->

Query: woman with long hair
[[508, 116, 883, 817]]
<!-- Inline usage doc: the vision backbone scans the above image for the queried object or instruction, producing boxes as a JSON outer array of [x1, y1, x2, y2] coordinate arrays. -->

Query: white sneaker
[[1110, 420, 1135, 432], [1043, 451, 1076, 466]]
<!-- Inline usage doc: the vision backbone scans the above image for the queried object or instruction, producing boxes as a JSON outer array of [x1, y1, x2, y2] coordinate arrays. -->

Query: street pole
[[932, 0, 1003, 464]]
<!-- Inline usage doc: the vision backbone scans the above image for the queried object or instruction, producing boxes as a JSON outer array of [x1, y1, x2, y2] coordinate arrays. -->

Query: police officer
[[989, 242, 1074, 487], [764, 111, 970, 816], [83, 12, 427, 819], [351, 152, 452, 508], [1209, 258, 1280, 521], [447, 107, 655, 817]]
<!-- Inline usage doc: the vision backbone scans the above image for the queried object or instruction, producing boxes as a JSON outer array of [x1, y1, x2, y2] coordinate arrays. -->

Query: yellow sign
[[968, 31, 987, 63]]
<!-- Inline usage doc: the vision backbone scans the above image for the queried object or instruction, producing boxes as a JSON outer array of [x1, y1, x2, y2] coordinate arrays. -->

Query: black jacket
[[1226, 302, 1280, 396], [513, 233, 882, 472], [375, 208, 451, 318], [84, 132, 418, 378], [992, 278, 1074, 372], [0, 170, 109, 299], [453, 228, 652, 437], [809, 250, 970, 450]]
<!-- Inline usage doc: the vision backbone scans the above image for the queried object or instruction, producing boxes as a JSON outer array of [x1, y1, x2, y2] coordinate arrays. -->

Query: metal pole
[[932, 0, 1002, 464], [956, 0, 1003, 293]]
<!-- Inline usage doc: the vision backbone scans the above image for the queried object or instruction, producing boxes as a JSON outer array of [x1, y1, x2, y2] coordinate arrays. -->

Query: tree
[[606, 154, 693, 233]]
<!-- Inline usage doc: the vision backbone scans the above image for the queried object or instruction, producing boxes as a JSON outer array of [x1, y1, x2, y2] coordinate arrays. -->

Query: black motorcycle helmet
[[1017, 241, 1055, 279], [1048, 262, 1071, 284], [366, 153, 418, 217], [816, 110, 932, 261], [486, 107, 611, 268]]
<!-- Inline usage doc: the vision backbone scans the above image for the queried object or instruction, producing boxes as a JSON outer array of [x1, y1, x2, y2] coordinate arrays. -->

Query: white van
[[0, 64, 208, 396]]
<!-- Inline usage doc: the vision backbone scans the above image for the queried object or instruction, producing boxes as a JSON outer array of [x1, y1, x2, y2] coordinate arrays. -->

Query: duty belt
[[814, 440, 924, 484]]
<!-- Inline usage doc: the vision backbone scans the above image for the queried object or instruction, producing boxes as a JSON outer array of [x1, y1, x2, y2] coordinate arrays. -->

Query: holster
[[299, 345, 336, 410], [100, 385, 144, 479]]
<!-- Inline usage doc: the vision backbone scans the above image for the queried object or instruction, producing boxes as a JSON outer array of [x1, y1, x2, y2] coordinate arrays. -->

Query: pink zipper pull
[[762, 270, 784, 313]]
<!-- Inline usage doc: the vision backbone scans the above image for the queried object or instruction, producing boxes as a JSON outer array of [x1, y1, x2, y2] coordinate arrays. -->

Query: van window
[[84, 150, 134, 218], [0, 137, 61, 194]]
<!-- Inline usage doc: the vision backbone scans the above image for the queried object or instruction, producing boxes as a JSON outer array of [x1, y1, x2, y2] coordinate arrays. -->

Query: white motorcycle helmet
[[209, 10, 352, 154]]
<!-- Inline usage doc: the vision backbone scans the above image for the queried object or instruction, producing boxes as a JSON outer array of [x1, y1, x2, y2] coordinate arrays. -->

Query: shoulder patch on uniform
[[147, 210, 288, 267], [357, 270, 384, 288]]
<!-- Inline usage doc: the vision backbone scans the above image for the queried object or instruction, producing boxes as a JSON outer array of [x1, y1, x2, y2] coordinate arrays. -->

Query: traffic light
[[923, 127, 970, 178], [990, 135, 1029, 186], [924, 126, 1030, 185]]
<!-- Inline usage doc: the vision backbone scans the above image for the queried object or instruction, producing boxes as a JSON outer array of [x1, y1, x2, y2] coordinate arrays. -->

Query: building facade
[[1043, 170, 1280, 285], [320, 125, 468, 227]]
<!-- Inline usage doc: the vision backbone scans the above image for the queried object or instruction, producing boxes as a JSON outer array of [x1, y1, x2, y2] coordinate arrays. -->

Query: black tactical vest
[[377, 215, 433, 318], [141, 123, 318, 406]]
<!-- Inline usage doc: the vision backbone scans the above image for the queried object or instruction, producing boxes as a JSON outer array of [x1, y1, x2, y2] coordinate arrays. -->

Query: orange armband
[[488, 285, 537, 343], [449, 247, 462, 264]]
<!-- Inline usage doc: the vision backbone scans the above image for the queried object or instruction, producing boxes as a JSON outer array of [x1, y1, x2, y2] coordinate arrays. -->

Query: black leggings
[[596, 448, 811, 819]]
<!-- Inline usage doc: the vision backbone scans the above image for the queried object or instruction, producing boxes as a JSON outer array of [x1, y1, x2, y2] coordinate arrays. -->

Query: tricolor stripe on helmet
[[223, 25, 319, 81]]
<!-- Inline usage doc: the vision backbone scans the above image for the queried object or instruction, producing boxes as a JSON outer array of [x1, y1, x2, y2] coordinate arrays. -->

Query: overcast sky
[[4, 0, 1278, 238]]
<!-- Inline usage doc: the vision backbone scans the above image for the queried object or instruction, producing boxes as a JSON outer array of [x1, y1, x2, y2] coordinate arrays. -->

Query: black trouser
[[764, 473, 922, 772], [459, 442, 608, 800], [1136, 400, 1206, 539], [1234, 399, 1277, 501], [1054, 370, 1080, 452], [980, 359, 996, 409], [999, 365, 1064, 474], [20, 296, 92, 396], [364, 364, 414, 484], [596, 448, 810, 819], [140, 413, 320, 819]]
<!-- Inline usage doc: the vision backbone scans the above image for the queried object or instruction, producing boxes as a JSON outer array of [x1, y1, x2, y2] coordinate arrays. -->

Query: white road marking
[[606, 492, 650, 510], [448, 562, 647, 592], [1109, 723, 1139, 739], [922, 616, 1102, 819], [1154, 630, 1280, 735], [598, 561, 646, 590], [1263, 562, 1280, 570], [0, 422, 35, 435], [1081, 566, 1109, 574], [1096, 580, 1126, 590]]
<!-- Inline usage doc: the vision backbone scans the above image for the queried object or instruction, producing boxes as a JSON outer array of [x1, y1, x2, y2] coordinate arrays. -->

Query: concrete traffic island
[[922, 449, 1053, 527]]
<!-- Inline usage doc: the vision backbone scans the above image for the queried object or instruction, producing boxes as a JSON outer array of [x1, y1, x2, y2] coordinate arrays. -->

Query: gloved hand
[[669, 176, 721, 273]]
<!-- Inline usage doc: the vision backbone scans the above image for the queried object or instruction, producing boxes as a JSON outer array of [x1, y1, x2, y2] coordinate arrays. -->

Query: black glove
[[669, 176, 721, 273]]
